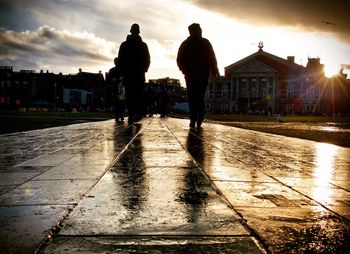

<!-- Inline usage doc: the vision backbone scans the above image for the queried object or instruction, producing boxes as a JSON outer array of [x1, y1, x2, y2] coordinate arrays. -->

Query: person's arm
[[144, 44, 151, 72], [207, 40, 219, 77], [177, 42, 186, 75], [117, 43, 125, 74]]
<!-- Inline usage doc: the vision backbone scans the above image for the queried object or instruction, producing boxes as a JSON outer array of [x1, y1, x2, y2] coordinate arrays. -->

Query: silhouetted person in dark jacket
[[177, 23, 219, 129], [106, 57, 125, 122], [144, 84, 155, 117], [118, 23, 150, 124], [159, 84, 169, 118]]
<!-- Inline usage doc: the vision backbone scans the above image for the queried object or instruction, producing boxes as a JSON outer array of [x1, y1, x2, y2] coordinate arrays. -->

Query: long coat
[[118, 34, 150, 82], [177, 35, 217, 78]]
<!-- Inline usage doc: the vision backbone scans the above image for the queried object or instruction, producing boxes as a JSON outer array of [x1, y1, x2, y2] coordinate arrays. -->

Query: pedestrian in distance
[[144, 84, 155, 117], [177, 23, 219, 129], [118, 23, 151, 124], [106, 57, 125, 122], [159, 84, 169, 118]]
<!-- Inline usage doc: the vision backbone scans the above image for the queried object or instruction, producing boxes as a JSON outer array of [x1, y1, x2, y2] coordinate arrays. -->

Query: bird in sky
[[321, 20, 336, 25]]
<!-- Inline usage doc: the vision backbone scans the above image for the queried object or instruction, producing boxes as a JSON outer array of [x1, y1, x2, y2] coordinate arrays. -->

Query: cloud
[[0, 0, 184, 43], [0, 26, 118, 73], [341, 64, 350, 70], [189, 0, 350, 43]]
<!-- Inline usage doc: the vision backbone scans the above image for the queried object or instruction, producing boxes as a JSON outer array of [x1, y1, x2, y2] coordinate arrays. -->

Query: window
[[287, 87, 294, 99], [241, 87, 247, 97], [309, 87, 315, 99], [251, 87, 257, 98]]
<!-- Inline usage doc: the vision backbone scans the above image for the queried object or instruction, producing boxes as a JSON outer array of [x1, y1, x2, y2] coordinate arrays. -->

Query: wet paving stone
[[33, 163, 108, 180], [2, 117, 350, 253], [236, 207, 350, 254], [213, 181, 309, 208], [40, 236, 263, 254], [0, 171, 42, 185], [0, 205, 73, 254], [331, 180, 350, 191], [60, 164, 247, 236], [0, 185, 16, 195], [206, 166, 275, 182], [0, 179, 96, 205], [16, 154, 75, 167]]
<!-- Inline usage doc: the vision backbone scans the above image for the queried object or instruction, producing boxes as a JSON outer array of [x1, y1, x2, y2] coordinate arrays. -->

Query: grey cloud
[[0, 26, 117, 73], [0, 0, 181, 43], [190, 0, 350, 43]]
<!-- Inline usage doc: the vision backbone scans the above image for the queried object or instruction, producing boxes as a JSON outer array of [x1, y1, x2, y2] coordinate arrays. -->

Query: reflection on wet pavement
[[1, 117, 349, 253], [164, 118, 350, 253], [0, 121, 141, 253]]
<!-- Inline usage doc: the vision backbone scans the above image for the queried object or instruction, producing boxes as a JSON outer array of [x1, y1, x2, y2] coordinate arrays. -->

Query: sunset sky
[[0, 0, 349, 85]]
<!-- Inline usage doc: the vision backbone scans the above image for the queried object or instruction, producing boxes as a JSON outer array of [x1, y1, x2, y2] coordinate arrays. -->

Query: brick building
[[0, 67, 104, 111]]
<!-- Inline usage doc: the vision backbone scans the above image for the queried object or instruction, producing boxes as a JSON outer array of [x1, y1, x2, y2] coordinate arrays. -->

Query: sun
[[324, 64, 340, 78]]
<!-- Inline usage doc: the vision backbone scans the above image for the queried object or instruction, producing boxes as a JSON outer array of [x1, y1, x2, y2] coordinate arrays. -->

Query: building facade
[[206, 47, 306, 115], [205, 46, 349, 115], [0, 67, 104, 111]]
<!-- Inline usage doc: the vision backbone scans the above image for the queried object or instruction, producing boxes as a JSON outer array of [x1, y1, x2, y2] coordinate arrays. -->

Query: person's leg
[[197, 77, 209, 128], [186, 78, 197, 128], [124, 81, 134, 124], [120, 99, 125, 120], [113, 87, 119, 121], [133, 82, 144, 122]]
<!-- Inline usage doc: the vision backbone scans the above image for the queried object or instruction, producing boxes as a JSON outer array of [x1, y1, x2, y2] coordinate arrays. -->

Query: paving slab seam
[[185, 125, 350, 225], [218, 142, 350, 223], [49, 234, 255, 237], [0, 128, 126, 195], [34, 124, 142, 254], [7, 130, 93, 155], [0, 171, 47, 196], [264, 174, 350, 223], [11, 123, 128, 168], [13, 134, 99, 168], [162, 120, 271, 254]]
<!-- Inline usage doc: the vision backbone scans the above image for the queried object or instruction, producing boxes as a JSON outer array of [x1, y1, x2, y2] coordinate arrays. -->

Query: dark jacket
[[118, 34, 150, 81], [106, 66, 121, 84], [177, 35, 218, 78]]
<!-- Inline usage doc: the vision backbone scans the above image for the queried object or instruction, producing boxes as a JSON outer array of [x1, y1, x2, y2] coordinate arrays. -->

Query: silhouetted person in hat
[[177, 23, 219, 129], [118, 23, 150, 124], [106, 57, 125, 122]]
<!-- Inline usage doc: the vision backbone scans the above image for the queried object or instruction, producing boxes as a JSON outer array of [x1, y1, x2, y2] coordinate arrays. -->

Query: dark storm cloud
[[0, 0, 176, 43], [0, 26, 117, 72], [190, 0, 350, 43]]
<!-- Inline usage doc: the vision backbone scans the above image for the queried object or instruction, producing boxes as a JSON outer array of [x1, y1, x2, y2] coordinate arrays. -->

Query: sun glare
[[312, 143, 338, 202], [324, 65, 340, 78]]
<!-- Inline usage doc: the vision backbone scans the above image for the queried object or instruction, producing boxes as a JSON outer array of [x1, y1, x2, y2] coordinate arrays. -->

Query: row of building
[[1, 46, 349, 115], [0, 67, 186, 112]]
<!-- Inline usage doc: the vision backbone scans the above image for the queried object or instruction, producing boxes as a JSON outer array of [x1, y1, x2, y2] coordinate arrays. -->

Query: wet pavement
[[0, 117, 349, 253]]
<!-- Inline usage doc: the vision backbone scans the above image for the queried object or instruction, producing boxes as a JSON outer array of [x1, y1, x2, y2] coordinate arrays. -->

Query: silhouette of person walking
[[118, 23, 150, 124], [177, 23, 219, 129], [106, 57, 125, 122]]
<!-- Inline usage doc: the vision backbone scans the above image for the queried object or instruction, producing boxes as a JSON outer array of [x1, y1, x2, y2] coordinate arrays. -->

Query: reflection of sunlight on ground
[[320, 126, 338, 132], [313, 143, 338, 201]]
